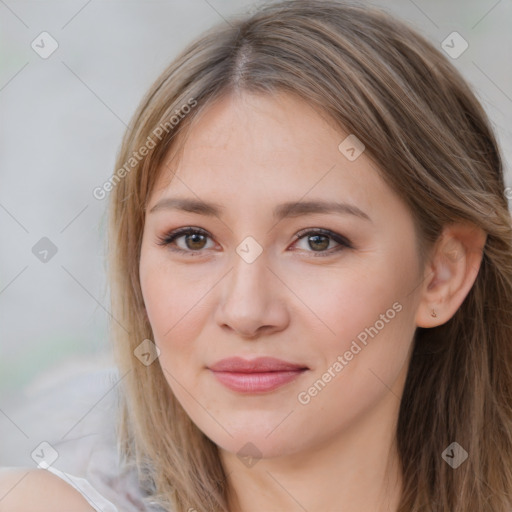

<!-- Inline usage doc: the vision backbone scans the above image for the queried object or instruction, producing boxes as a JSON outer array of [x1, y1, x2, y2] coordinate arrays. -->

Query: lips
[[208, 357, 308, 393], [209, 356, 307, 373]]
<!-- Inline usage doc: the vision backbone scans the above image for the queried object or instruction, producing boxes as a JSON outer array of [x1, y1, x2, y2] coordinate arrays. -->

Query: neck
[[220, 389, 403, 512]]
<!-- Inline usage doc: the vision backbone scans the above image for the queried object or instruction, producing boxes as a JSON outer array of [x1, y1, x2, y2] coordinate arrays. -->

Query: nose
[[214, 250, 289, 339]]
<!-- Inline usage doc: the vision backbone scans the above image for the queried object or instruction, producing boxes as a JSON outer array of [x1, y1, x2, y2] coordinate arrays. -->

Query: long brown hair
[[106, 1, 512, 510]]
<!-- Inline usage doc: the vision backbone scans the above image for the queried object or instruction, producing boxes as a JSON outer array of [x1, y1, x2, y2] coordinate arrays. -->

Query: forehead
[[149, 91, 398, 219]]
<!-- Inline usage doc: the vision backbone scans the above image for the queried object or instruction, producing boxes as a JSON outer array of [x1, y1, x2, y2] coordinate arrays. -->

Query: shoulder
[[0, 467, 94, 512]]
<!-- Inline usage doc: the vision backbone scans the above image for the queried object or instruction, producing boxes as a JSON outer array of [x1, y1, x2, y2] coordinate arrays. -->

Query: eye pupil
[[309, 234, 329, 251], [187, 233, 207, 250]]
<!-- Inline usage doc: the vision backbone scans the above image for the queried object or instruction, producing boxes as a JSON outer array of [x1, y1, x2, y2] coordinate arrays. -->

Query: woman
[[2, 1, 511, 511]]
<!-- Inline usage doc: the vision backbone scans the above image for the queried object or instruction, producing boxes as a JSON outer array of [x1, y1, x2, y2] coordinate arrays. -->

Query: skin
[[139, 90, 486, 512], [0, 468, 94, 511]]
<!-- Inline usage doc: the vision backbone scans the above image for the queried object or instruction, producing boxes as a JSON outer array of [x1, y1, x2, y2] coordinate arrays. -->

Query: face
[[139, 91, 424, 459]]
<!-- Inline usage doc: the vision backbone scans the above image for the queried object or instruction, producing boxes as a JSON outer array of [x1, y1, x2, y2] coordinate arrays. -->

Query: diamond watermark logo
[[31, 32, 59, 59], [236, 236, 263, 264], [237, 442, 262, 468], [32, 237, 58, 263], [441, 31, 468, 59], [441, 441, 468, 469], [338, 134, 365, 161], [134, 339, 160, 366], [31, 441, 59, 469]]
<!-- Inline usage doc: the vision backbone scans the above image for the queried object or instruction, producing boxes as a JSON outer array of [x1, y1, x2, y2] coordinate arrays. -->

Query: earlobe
[[415, 222, 487, 328]]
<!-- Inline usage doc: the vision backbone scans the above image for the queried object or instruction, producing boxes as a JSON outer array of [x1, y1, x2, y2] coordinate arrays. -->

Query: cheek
[[294, 274, 415, 431], [139, 251, 212, 368], [295, 247, 419, 393], [288, 257, 412, 349]]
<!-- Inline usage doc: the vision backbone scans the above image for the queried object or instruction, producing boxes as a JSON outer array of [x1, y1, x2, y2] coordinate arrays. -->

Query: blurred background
[[1, 0, 511, 468]]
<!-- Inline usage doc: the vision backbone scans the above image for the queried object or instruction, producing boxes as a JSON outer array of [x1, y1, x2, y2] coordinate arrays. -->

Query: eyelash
[[155, 226, 353, 257]]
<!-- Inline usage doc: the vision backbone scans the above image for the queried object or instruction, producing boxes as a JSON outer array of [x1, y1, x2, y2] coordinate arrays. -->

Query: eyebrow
[[148, 197, 371, 222]]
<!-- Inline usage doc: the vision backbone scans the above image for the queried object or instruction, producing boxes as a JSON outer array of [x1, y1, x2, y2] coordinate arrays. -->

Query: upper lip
[[208, 357, 308, 373]]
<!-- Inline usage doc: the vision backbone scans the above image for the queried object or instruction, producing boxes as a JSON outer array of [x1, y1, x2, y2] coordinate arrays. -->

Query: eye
[[292, 228, 352, 256], [156, 227, 215, 255]]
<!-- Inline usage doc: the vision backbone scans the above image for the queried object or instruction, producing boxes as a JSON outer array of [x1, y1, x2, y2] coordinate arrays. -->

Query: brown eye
[[184, 232, 208, 250], [307, 234, 330, 251], [293, 228, 352, 256], [156, 227, 214, 255]]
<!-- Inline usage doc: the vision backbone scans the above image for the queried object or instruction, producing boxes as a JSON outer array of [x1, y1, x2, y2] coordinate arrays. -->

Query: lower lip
[[210, 370, 306, 393]]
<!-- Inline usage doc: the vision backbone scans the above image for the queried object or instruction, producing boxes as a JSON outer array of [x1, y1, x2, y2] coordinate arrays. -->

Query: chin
[[199, 420, 308, 461], [218, 435, 297, 461]]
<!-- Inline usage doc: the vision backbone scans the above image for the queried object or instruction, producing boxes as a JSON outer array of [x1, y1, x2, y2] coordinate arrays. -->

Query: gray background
[[1, 0, 511, 466]]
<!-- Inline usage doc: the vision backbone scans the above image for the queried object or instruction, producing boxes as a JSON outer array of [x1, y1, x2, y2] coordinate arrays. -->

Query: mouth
[[208, 357, 309, 393]]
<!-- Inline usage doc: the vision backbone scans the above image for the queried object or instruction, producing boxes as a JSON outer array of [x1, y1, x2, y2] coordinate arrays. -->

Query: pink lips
[[208, 357, 308, 393]]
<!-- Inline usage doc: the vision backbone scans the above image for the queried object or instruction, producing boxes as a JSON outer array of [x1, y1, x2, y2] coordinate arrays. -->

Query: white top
[[47, 466, 119, 512]]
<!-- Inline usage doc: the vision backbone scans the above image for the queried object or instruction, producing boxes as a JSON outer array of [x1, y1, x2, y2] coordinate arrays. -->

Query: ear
[[415, 221, 487, 328]]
